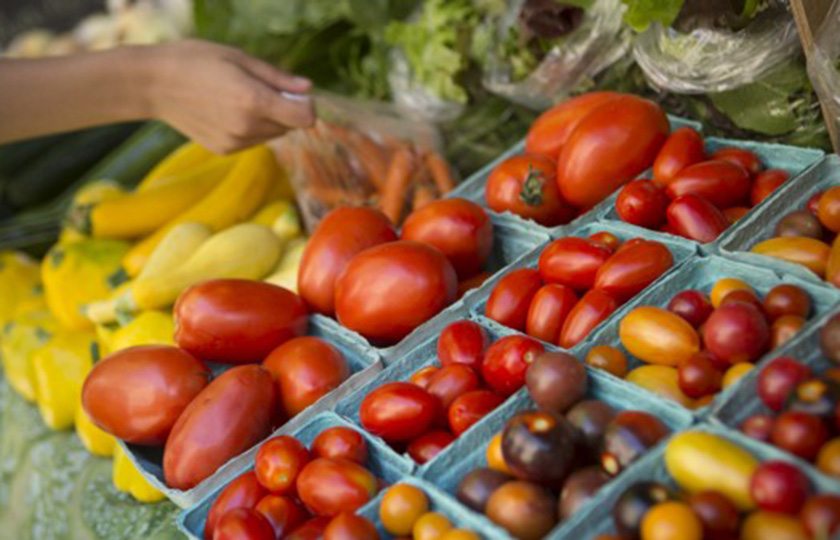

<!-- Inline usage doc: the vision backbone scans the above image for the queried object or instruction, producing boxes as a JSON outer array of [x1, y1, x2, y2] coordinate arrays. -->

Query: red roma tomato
[[558, 290, 618, 349], [174, 279, 308, 364], [525, 91, 622, 159], [256, 495, 307, 539], [287, 517, 331, 540], [410, 366, 439, 389], [485, 269, 542, 331], [213, 508, 274, 540], [296, 458, 378, 517], [485, 154, 576, 226], [667, 290, 713, 328], [589, 231, 621, 251], [360, 382, 439, 442], [298, 207, 396, 315], [481, 335, 545, 396], [818, 186, 840, 233], [757, 357, 811, 411], [427, 364, 480, 409], [750, 461, 811, 514], [711, 147, 762, 175], [312, 427, 368, 465], [205, 472, 268, 540], [703, 302, 769, 364], [557, 95, 670, 208], [615, 180, 670, 229], [82, 345, 209, 445], [335, 241, 457, 344], [448, 390, 505, 436], [666, 195, 730, 243], [723, 207, 750, 223], [163, 365, 276, 490], [652, 127, 705, 184], [255, 436, 311, 494], [324, 512, 379, 540], [750, 169, 790, 206], [407, 431, 456, 464], [808, 191, 825, 215], [437, 320, 488, 371], [593, 240, 673, 303], [665, 160, 751, 209], [538, 237, 611, 291], [263, 336, 349, 418], [401, 198, 493, 279], [525, 284, 578, 343]]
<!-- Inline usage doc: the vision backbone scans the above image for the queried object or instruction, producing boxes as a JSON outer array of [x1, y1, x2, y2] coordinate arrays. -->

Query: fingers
[[237, 53, 312, 94], [255, 84, 315, 130]]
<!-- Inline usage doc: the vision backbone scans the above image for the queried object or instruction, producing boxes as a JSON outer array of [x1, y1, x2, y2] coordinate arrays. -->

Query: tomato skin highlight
[[711, 147, 762, 175], [448, 390, 505, 435], [558, 289, 618, 349], [557, 95, 670, 208], [298, 207, 397, 315], [359, 382, 440, 443], [335, 241, 457, 344], [481, 335, 545, 396], [485, 269, 543, 331], [653, 127, 705, 184], [666, 195, 730, 243], [593, 240, 673, 303], [525, 284, 578, 344], [311, 427, 368, 465], [485, 154, 575, 226], [665, 160, 751, 209], [538, 237, 611, 291], [615, 179, 670, 229], [437, 320, 488, 371], [254, 435, 311, 494]]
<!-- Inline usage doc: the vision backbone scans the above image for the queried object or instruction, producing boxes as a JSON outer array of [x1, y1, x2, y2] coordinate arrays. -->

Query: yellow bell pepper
[[113, 444, 165, 503], [0, 250, 43, 325], [75, 403, 116, 457], [41, 238, 130, 330], [1, 308, 59, 402], [31, 330, 96, 430], [110, 310, 175, 351]]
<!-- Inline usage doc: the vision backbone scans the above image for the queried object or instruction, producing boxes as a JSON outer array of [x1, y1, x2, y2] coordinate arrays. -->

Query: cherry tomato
[[360, 382, 439, 443], [601, 411, 670, 475], [298, 207, 396, 315], [205, 472, 268, 540], [771, 315, 806, 349], [481, 335, 545, 396], [775, 210, 826, 239], [703, 302, 770, 364], [626, 365, 694, 408], [666, 195, 730, 243], [619, 306, 700, 367], [401, 198, 493, 279], [585, 345, 628, 378], [723, 207, 750, 223], [711, 147, 762, 175], [486, 481, 558, 540], [525, 91, 622, 159], [817, 438, 840, 477], [710, 278, 753, 308], [719, 289, 764, 313], [678, 353, 722, 398], [485, 269, 543, 331], [263, 336, 349, 418], [323, 512, 379, 540], [82, 345, 210, 445], [296, 458, 378, 516], [750, 460, 811, 514], [427, 364, 480, 409], [557, 95, 670, 208], [653, 127, 705, 184], [615, 179, 670, 229], [818, 186, 840, 232], [722, 363, 753, 389], [255, 495, 307, 539], [763, 284, 811, 320], [379, 484, 429, 536], [407, 431, 455, 464], [335, 241, 458, 344], [440, 529, 479, 540], [667, 290, 713, 328], [485, 154, 576, 226], [287, 517, 331, 540], [757, 357, 811, 411], [448, 390, 504, 436], [772, 411, 828, 460], [751, 237, 831, 277], [525, 284, 578, 344], [410, 366, 439, 389], [312, 427, 368, 465], [751, 169, 789, 206], [174, 279, 308, 364], [558, 290, 619, 348], [437, 320, 488, 371], [808, 191, 825, 215], [686, 491, 739, 540], [593, 240, 674, 303], [801, 494, 840, 538], [666, 160, 750, 209], [255, 436, 311, 494], [213, 508, 274, 540], [640, 501, 703, 540], [487, 432, 512, 474], [538, 237, 611, 291], [164, 365, 276, 490], [413, 512, 453, 540], [740, 414, 775, 442], [589, 231, 621, 251], [742, 511, 809, 540]]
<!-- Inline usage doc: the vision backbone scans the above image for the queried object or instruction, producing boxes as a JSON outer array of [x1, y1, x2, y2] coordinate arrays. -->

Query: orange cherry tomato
[[751, 237, 831, 277], [413, 512, 452, 540], [827, 235, 840, 287], [722, 363, 753, 389], [585, 345, 628, 378], [818, 186, 840, 232], [619, 306, 700, 366], [641, 501, 703, 540], [379, 484, 429, 536], [817, 438, 840, 478], [741, 511, 809, 540]]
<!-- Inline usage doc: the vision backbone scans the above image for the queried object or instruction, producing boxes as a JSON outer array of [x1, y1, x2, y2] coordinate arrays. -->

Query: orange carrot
[[347, 132, 389, 190], [380, 146, 415, 225], [412, 184, 437, 211], [424, 150, 456, 194]]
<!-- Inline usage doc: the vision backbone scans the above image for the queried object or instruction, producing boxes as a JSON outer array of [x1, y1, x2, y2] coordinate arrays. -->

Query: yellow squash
[[75, 405, 116, 457], [264, 237, 307, 292], [109, 310, 175, 351], [113, 444, 165, 503], [1, 308, 59, 402], [137, 141, 215, 191], [31, 330, 96, 430], [123, 144, 276, 276], [0, 250, 43, 325]]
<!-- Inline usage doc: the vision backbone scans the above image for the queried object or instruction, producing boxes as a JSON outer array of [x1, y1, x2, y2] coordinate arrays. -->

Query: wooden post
[[790, 0, 840, 152]]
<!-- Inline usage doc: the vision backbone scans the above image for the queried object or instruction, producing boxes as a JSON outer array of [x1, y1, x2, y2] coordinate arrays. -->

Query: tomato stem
[[520, 166, 545, 207]]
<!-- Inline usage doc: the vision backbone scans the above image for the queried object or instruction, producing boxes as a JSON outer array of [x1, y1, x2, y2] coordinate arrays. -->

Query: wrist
[[114, 45, 167, 120]]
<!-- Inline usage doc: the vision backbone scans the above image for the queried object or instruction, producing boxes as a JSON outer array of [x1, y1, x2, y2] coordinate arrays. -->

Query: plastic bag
[[272, 94, 456, 231], [808, 0, 840, 142], [480, 0, 631, 109]]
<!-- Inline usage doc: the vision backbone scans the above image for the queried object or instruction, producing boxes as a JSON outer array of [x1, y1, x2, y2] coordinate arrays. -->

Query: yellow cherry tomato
[[710, 278, 753, 308], [722, 362, 753, 389], [619, 307, 699, 366], [741, 511, 809, 540], [440, 529, 481, 540], [752, 237, 830, 278], [817, 437, 840, 478], [626, 365, 694, 408], [641, 501, 703, 540], [379, 483, 429, 536]]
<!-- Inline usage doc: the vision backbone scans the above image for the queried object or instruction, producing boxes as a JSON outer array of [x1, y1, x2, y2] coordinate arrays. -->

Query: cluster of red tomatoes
[[454, 352, 670, 540], [486, 92, 670, 226], [485, 231, 674, 348], [204, 427, 382, 540], [298, 199, 497, 345], [82, 279, 356, 491], [739, 313, 840, 477], [750, 185, 840, 285], [358, 320, 545, 464], [614, 126, 791, 243], [613, 279, 813, 409]]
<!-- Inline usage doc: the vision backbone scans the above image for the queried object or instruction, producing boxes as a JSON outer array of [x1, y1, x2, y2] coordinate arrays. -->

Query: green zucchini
[[0, 130, 80, 177]]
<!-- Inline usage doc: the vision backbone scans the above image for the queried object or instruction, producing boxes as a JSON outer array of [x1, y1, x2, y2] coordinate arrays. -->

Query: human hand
[[144, 39, 315, 153]]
